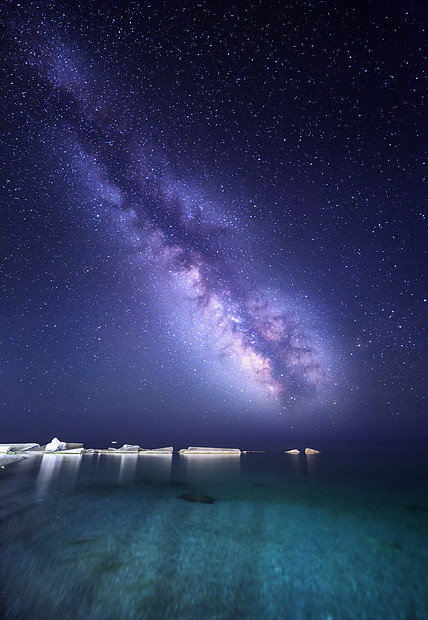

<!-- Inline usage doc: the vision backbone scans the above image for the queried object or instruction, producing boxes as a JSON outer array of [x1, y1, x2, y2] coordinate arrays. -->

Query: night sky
[[1, 1, 426, 448]]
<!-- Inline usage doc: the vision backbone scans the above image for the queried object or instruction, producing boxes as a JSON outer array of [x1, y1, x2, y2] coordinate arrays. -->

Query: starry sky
[[1, 0, 426, 448]]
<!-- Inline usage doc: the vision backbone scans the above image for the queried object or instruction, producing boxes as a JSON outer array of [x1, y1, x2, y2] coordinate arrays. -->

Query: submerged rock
[[179, 492, 215, 504], [407, 505, 428, 514]]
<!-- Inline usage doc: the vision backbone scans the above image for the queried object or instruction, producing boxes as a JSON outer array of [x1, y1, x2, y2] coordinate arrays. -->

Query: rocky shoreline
[[0, 441, 323, 468], [0, 441, 244, 466], [0, 455, 25, 468]]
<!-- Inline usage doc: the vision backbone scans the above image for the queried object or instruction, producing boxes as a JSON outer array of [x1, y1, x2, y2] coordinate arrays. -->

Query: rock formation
[[0, 443, 40, 453], [45, 438, 66, 452], [140, 447, 173, 454], [179, 446, 241, 455], [118, 444, 141, 452]]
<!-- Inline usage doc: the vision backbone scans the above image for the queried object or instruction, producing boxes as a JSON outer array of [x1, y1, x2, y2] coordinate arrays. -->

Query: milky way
[[13, 20, 333, 408]]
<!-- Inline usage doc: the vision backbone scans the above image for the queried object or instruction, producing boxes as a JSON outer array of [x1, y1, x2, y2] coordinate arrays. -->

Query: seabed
[[1, 442, 427, 619]]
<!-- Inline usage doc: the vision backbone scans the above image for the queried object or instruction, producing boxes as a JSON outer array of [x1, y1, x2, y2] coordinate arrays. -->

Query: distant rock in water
[[305, 448, 321, 454], [106, 445, 173, 454], [179, 446, 240, 455], [179, 493, 215, 504], [285, 449, 300, 454], [140, 447, 173, 454]]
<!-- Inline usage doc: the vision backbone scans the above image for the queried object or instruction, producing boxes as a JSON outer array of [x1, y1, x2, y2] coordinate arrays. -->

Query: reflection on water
[[178, 454, 241, 484], [36, 454, 86, 499], [304, 453, 319, 476], [61, 453, 84, 478], [118, 453, 138, 482], [284, 451, 301, 475], [137, 454, 172, 484]]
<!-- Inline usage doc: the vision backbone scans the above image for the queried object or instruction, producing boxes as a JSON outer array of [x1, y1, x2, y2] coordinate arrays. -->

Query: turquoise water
[[1, 444, 427, 619]]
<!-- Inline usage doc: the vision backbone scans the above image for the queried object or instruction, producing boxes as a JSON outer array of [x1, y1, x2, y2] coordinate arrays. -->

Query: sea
[[0, 443, 427, 620]]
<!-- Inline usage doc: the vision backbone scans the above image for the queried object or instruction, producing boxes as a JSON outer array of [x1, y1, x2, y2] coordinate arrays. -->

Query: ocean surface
[[0, 444, 427, 620]]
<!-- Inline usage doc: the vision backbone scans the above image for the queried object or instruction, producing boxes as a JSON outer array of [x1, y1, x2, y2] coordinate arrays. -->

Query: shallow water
[[1, 444, 428, 619]]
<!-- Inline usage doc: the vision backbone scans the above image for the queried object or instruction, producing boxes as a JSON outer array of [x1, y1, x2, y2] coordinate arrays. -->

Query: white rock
[[45, 438, 67, 452], [118, 444, 141, 452], [139, 446, 173, 454], [179, 446, 241, 455]]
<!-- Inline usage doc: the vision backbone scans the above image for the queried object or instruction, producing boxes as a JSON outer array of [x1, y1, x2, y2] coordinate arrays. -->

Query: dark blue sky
[[1, 0, 426, 448]]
